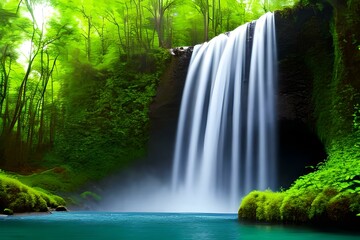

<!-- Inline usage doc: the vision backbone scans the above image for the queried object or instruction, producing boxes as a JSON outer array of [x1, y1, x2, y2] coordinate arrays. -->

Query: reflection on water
[[0, 212, 359, 240]]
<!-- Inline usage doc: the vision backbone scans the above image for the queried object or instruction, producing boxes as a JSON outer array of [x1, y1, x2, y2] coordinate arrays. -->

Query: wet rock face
[[148, 48, 192, 173], [275, 5, 333, 187], [275, 5, 333, 125]]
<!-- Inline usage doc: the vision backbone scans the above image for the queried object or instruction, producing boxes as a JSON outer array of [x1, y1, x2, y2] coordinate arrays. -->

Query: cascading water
[[98, 12, 277, 213], [171, 12, 277, 212]]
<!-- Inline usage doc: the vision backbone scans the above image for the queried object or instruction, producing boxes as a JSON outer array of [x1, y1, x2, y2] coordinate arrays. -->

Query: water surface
[[0, 212, 358, 240]]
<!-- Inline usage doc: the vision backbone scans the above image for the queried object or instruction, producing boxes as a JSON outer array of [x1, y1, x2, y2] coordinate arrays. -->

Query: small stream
[[1, 212, 358, 240]]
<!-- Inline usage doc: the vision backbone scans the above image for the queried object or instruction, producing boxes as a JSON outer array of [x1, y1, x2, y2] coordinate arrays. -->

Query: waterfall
[[171, 12, 277, 212]]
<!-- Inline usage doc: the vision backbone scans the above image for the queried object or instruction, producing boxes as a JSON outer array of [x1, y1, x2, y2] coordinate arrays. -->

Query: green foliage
[[51, 49, 170, 186], [353, 103, 360, 131]]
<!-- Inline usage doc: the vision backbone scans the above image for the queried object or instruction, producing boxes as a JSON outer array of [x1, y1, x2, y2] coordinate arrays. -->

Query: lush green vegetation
[[239, 0, 360, 227]]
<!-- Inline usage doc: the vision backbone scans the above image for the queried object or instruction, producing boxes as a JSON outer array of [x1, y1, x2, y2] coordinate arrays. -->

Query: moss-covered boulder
[[3, 208, 13, 215], [0, 172, 65, 213], [238, 190, 285, 222]]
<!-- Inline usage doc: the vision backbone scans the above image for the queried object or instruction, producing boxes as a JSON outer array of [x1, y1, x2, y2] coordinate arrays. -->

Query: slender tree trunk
[[80, 6, 92, 62], [3, 94, 9, 132], [212, 0, 215, 34], [204, 7, 209, 41], [49, 74, 55, 146], [37, 54, 57, 149], [124, 3, 131, 58], [87, 16, 91, 61], [105, 11, 125, 54]]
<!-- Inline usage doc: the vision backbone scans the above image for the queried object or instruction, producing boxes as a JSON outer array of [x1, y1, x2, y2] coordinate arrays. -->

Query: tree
[[0, 7, 18, 135], [193, 0, 209, 41], [145, 0, 177, 48]]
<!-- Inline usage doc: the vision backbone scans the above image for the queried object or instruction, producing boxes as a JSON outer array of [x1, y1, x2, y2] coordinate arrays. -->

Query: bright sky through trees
[[18, 1, 55, 66]]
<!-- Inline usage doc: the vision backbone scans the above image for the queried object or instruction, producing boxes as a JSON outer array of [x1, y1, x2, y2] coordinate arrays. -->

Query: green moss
[[326, 192, 360, 221], [238, 191, 285, 222], [308, 188, 338, 219], [254, 191, 285, 222], [280, 191, 317, 223], [262, 192, 285, 222], [0, 172, 65, 213], [3, 208, 13, 215], [238, 191, 261, 220], [17, 165, 82, 193]]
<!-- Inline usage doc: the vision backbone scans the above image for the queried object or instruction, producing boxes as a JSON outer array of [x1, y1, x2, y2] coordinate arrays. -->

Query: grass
[[16, 165, 83, 193]]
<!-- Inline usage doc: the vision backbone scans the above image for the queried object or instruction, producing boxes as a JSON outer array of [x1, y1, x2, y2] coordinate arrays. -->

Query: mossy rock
[[261, 192, 285, 222], [326, 192, 360, 222], [308, 188, 338, 220], [238, 191, 261, 220], [3, 208, 13, 215], [280, 191, 317, 223], [0, 173, 65, 213], [55, 205, 68, 212], [238, 190, 285, 222]]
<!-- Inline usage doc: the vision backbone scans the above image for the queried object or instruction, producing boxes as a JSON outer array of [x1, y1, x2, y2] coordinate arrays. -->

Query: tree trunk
[[204, 8, 209, 41]]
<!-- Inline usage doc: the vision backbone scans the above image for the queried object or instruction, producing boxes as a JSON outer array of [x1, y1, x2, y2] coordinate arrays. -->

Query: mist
[[95, 169, 235, 213]]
